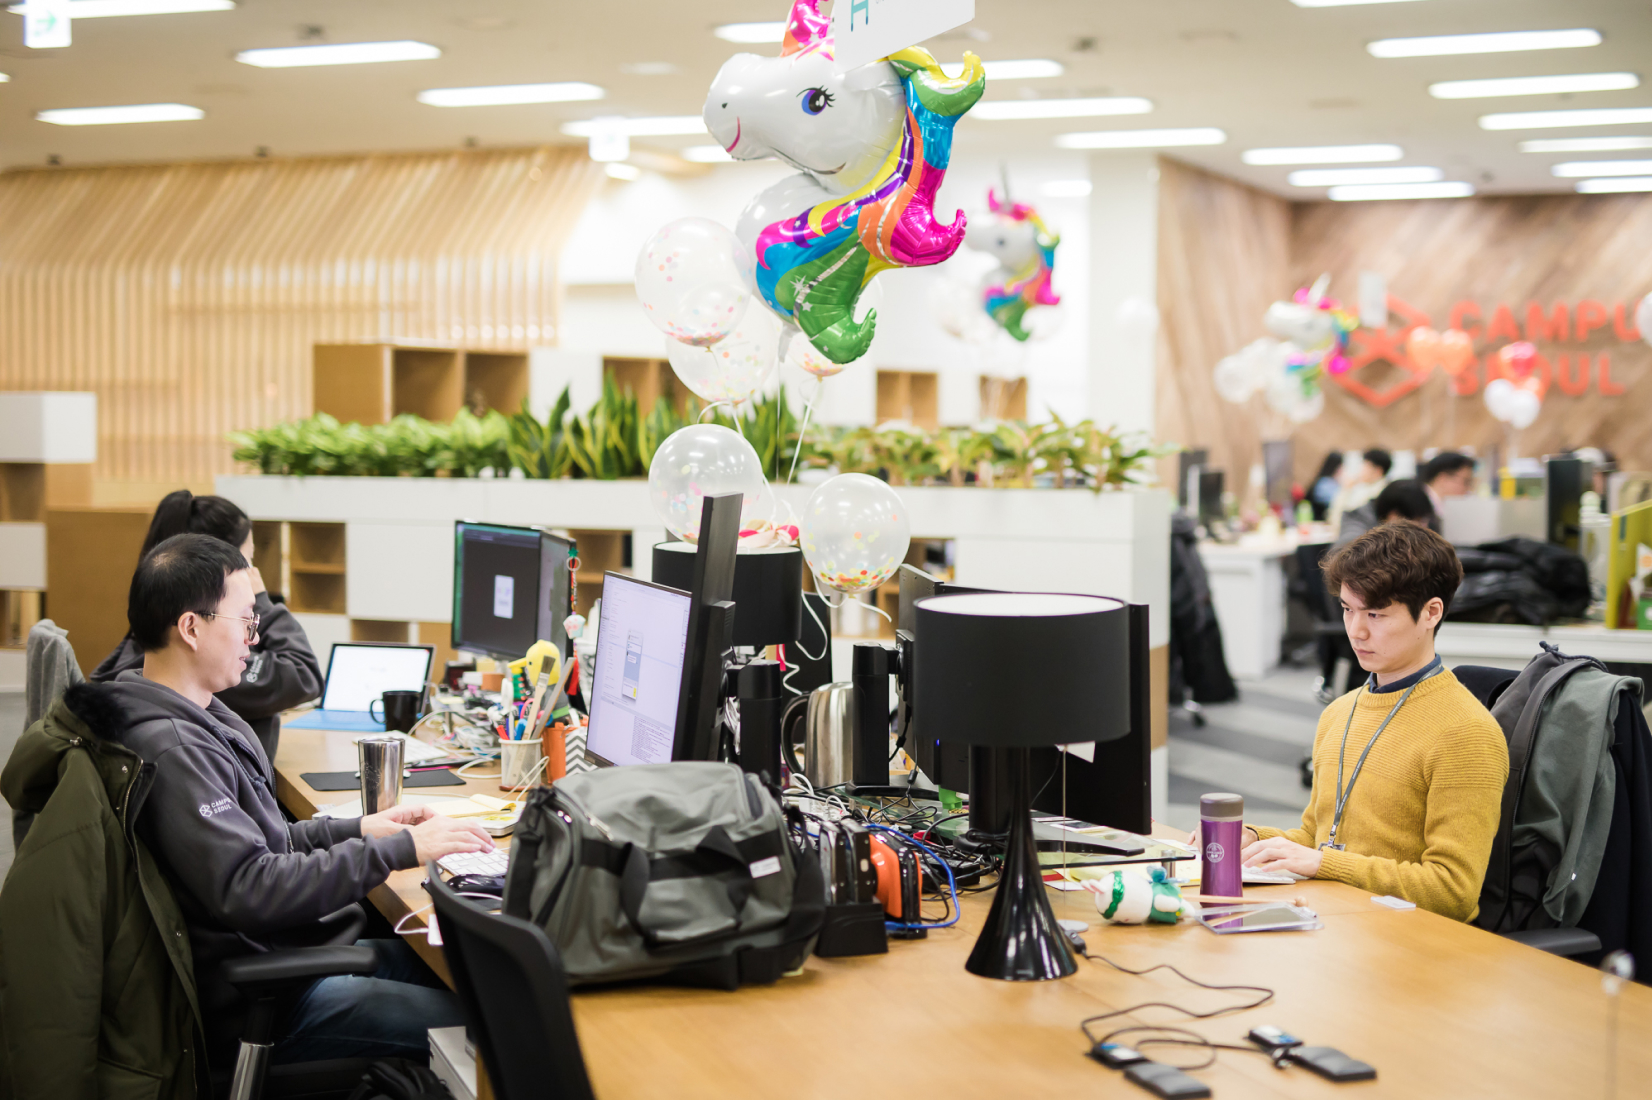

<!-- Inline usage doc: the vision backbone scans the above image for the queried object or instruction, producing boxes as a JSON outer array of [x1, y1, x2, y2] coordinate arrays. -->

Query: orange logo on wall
[[1333, 294, 1638, 407]]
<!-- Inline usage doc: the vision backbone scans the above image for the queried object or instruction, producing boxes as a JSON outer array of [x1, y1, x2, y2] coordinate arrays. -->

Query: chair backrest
[[1290, 543, 1337, 625], [426, 868, 596, 1100], [1451, 665, 1521, 710]]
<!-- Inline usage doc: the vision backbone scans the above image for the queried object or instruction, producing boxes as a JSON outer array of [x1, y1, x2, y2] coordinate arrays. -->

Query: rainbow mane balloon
[[979, 188, 1061, 342], [722, 0, 985, 365]]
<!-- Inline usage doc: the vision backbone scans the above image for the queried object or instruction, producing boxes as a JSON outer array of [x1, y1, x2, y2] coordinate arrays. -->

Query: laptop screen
[[319, 643, 434, 711]]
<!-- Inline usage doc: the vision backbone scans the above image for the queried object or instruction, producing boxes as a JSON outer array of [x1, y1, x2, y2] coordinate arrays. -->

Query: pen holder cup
[[498, 736, 545, 792]]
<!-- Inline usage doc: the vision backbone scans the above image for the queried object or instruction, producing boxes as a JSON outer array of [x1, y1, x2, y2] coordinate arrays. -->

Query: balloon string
[[698, 400, 736, 424], [786, 377, 823, 487]]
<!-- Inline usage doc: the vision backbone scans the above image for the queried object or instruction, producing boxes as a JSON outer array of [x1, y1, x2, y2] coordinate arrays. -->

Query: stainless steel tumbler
[[357, 736, 405, 816]]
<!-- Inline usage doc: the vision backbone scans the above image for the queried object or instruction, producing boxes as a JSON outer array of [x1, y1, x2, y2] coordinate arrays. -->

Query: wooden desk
[[275, 725, 1652, 1098]]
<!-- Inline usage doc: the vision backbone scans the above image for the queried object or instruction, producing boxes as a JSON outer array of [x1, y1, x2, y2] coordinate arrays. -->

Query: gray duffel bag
[[501, 761, 824, 989]]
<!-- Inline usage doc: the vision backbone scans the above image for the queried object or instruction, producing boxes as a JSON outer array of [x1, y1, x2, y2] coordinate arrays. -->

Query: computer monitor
[[1197, 470, 1225, 527], [1177, 449, 1209, 509], [584, 573, 693, 768], [671, 493, 742, 762], [451, 521, 574, 660], [318, 642, 436, 712]]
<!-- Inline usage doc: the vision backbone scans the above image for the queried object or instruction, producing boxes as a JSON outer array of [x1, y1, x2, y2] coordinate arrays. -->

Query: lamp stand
[[965, 746, 1078, 981]]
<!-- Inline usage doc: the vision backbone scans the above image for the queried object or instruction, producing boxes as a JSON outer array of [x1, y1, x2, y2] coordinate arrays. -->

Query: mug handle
[[781, 694, 810, 776], [369, 698, 384, 724]]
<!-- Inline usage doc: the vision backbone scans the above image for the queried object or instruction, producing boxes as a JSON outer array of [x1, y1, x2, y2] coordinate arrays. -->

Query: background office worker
[[1239, 523, 1508, 920], [92, 489, 321, 763], [104, 534, 494, 1064], [1420, 451, 1477, 513]]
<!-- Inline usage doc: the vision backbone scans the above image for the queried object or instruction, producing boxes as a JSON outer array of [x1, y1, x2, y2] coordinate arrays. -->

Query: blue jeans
[[272, 939, 466, 1064]]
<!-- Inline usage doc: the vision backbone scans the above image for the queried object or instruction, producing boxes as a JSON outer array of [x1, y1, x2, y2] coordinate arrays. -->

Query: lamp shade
[[652, 542, 802, 647], [913, 592, 1131, 748]]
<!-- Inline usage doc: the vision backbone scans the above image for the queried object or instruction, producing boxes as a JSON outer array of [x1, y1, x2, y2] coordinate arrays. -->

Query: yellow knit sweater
[[1251, 669, 1509, 921]]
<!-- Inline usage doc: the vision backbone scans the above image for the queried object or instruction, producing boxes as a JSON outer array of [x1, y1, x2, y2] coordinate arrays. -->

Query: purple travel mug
[[1200, 793, 1245, 898]]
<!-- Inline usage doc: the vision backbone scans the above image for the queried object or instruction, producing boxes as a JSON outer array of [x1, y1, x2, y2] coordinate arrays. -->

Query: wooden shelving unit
[[604, 357, 687, 417], [876, 370, 940, 430], [288, 522, 347, 614], [979, 375, 1028, 421], [312, 344, 530, 424], [568, 530, 629, 619]]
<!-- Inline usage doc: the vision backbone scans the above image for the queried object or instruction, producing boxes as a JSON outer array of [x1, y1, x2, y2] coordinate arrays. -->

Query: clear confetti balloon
[[800, 473, 911, 594], [647, 424, 771, 543], [634, 217, 752, 347], [664, 304, 782, 405]]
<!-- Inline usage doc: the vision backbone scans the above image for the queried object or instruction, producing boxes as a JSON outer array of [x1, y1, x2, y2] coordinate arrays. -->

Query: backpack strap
[[613, 825, 764, 948], [1481, 644, 1605, 931]]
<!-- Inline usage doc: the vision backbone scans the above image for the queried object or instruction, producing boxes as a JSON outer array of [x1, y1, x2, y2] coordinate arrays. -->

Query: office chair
[[427, 866, 596, 1100], [215, 945, 384, 1100]]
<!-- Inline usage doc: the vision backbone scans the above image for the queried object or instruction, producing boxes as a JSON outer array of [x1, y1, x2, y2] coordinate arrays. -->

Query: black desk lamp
[[914, 591, 1133, 981]]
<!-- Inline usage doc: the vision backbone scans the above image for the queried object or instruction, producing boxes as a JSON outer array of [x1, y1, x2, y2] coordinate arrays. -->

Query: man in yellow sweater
[[1241, 522, 1509, 921]]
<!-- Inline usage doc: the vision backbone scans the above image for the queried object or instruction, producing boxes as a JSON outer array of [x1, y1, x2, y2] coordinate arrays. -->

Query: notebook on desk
[[283, 642, 436, 731]]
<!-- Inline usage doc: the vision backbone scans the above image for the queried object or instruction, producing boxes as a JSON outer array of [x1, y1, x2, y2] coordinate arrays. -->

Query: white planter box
[[0, 523, 46, 590], [217, 476, 1172, 646], [0, 393, 97, 463]]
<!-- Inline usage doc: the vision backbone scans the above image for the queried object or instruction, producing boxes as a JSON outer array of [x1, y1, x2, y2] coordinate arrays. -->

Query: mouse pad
[[301, 770, 466, 791]]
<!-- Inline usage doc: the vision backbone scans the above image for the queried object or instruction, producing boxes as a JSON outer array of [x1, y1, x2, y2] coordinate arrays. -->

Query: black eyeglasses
[[201, 612, 260, 643]]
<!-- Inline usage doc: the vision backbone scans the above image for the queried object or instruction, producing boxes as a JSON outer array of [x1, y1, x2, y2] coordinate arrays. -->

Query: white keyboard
[[437, 848, 509, 877]]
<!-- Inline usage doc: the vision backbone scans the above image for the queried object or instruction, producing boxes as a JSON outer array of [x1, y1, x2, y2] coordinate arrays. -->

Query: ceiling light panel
[[941, 59, 1064, 80], [1328, 181, 1474, 200], [974, 97, 1151, 121], [604, 162, 641, 180], [1575, 176, 1652, 193], [713, 22, 784, 43], [561, 116, 708, 137], [1368, 29, 1602, 59], [1480, 107, 1652, 130], [418, 82, 604, 107], [4, 0, 233, 15], [1291, 0, 1431, 6], [1519, 136, 1652, 152], [1550, 160, 1652, 177], [1429, 73, 1639, 99], [1242, 144, 1402, 165], [37, 102, 203, 125], [236, 41, 441, 68], [1288, 166, 1443, 186], [1055, 127, 1226, 149], [0, 73, 8, 82]]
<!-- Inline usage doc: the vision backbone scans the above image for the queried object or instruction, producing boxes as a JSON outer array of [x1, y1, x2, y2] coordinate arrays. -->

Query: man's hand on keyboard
[[361, 804, 436, 838], [360, 806, 496, 863]]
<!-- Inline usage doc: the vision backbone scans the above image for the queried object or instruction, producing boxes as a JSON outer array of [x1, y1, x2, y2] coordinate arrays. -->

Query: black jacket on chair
[[1575, 696, 1652, 971]]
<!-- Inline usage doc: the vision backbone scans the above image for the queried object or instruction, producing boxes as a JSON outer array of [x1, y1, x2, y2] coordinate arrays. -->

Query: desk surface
[[275, 724, 1652, 1099]]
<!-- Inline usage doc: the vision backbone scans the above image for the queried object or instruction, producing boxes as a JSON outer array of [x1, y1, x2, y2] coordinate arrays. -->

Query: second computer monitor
[[583, 573, 693, 768], [451, 521, 573, 661]]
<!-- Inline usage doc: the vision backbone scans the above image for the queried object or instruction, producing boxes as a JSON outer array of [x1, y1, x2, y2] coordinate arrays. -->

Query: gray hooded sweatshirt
[[101, 671, 417, 1057]]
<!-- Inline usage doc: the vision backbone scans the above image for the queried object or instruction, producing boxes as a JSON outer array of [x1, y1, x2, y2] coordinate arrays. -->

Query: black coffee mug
[[370, 689, 423, 733]]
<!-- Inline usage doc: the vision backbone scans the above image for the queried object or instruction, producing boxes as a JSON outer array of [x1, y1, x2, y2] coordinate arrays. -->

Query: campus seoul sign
[[1335, 294, 1640, 408]]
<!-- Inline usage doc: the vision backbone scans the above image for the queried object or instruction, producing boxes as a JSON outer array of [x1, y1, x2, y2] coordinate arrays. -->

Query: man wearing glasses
[[99, 533, 497, 1065]]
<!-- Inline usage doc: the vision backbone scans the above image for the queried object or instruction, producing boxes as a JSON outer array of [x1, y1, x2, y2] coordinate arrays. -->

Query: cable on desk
[[1077, 951, 1273, 1031]]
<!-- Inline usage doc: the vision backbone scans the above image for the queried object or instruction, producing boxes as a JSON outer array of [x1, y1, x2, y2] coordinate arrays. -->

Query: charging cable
[[865, 823, 960, 931]]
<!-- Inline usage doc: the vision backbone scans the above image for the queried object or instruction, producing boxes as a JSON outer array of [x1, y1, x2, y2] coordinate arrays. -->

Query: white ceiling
[[0, 0, 1647, 197]]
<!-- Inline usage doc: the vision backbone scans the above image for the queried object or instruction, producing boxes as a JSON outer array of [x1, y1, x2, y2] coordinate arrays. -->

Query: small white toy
[[1083, 867, 1200, 925]]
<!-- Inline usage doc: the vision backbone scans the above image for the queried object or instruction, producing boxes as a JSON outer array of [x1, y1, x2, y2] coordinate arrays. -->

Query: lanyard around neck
[[1322, 665, 1443, 852]]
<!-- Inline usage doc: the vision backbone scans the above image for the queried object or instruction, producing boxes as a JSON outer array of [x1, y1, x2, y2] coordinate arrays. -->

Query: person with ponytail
[[91, 490, 322, 762]]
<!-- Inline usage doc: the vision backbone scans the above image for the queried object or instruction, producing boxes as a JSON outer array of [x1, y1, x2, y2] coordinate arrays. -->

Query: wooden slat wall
[[1155, 157, 1293, 486], [0, 147, 604, 483], [1155, 158, 1652, 489]]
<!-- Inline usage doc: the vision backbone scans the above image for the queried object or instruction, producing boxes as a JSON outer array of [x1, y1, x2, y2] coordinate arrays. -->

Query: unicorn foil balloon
[[1265, 274, 1357, 377], [965, 188, 1061, 342], [705, 0, 986, 365]]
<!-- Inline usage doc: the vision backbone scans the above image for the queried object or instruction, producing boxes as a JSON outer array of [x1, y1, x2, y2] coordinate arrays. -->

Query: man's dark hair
[[1420, 451, 1474, 485], [1323, 522, 1462, 631], [128, 533, 249, 653], [140, 490, 253, 558], [1362, 448, 1392, 476], [1373, 479, 1434, 523]]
